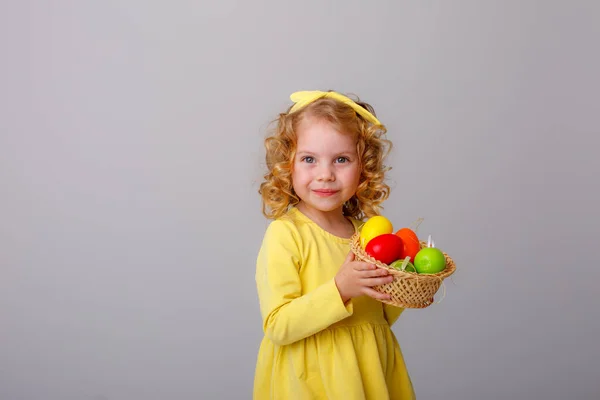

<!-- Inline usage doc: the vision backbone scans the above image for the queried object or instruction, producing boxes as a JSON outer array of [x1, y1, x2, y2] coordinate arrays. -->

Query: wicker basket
[[349, 232, 456, 309]]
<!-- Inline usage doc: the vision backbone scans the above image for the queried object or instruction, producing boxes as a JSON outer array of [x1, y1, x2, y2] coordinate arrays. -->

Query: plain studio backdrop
[[1, 1, 599, 399]]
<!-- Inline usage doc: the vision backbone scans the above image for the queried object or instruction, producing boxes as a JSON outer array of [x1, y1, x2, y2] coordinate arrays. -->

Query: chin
[[305, 199, 346, 213]]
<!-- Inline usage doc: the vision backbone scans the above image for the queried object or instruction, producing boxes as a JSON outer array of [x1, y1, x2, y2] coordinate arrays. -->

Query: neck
[[296, 202, 347, 227]]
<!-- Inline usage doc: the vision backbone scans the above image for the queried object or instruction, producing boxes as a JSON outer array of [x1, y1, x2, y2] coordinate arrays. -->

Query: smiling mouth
[[313, 189, 339, 197]]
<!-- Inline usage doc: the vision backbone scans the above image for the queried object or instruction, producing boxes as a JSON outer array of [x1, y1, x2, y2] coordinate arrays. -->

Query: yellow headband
[[288, 90, 382, 126]]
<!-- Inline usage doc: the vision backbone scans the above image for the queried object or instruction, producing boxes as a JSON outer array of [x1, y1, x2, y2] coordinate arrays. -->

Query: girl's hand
[[334, 251, 394, 303]]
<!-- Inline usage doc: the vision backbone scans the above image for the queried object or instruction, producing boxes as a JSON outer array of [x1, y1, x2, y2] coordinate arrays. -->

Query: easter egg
[[360, 216, 393, 248], [365, 234, 405, 264], [395, 228, 421, 262], [414, 247, 446, 274], [389, 259, 417, 273], [395, 227, 419, 243]]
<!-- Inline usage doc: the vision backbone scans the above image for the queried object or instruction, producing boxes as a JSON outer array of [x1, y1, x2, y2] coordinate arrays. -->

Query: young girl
[[254, 90, 415, 399]]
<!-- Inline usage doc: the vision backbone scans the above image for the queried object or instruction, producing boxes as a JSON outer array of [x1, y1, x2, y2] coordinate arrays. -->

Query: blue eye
[[336, 157, 349, 163], [302, 156, 315, 163]]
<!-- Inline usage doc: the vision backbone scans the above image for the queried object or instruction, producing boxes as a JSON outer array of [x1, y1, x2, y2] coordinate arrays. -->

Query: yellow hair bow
[[288, 90, 382, 126]]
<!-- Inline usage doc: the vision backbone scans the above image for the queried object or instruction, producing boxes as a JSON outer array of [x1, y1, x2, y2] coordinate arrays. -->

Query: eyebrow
[[296, 150, 356, 156]]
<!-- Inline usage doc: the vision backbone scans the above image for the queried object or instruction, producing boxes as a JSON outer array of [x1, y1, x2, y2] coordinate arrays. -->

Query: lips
[[313, 189, 339, 197]]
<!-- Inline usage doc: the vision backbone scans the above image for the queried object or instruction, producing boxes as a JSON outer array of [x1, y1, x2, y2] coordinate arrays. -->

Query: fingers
[[352, 261, 376, 271], [361, 268, 390, 278], [362, 287, 392, 301], [362, 275, 395, 287], [345, 251, 355, 263]]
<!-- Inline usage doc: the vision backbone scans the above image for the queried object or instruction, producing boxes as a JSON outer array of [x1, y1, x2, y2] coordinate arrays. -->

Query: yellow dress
[[254, 207, 415, 399]]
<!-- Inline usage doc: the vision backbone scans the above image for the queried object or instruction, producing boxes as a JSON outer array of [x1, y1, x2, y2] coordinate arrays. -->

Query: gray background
[[1, 1, 599, 399]]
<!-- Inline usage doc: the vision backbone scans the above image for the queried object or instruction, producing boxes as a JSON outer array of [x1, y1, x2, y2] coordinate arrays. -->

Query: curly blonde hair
[[259, 92, 392, 221]]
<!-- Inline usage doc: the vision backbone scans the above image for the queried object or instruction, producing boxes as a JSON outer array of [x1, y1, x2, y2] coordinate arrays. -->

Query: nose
[[317, 164, 335, 182]]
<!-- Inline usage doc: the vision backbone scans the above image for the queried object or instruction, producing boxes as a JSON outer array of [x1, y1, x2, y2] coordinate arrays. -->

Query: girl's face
[[292, 117, 360, 216]]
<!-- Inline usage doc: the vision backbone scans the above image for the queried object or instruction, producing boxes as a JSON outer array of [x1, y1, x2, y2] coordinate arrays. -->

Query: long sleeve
[[383, 303, 405, 326], [256, 220, 353, 346]]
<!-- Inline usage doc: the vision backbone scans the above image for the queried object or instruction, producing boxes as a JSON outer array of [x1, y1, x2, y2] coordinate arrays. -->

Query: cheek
[[291, 163, 311, 185], [344, 165, 361, 185]]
